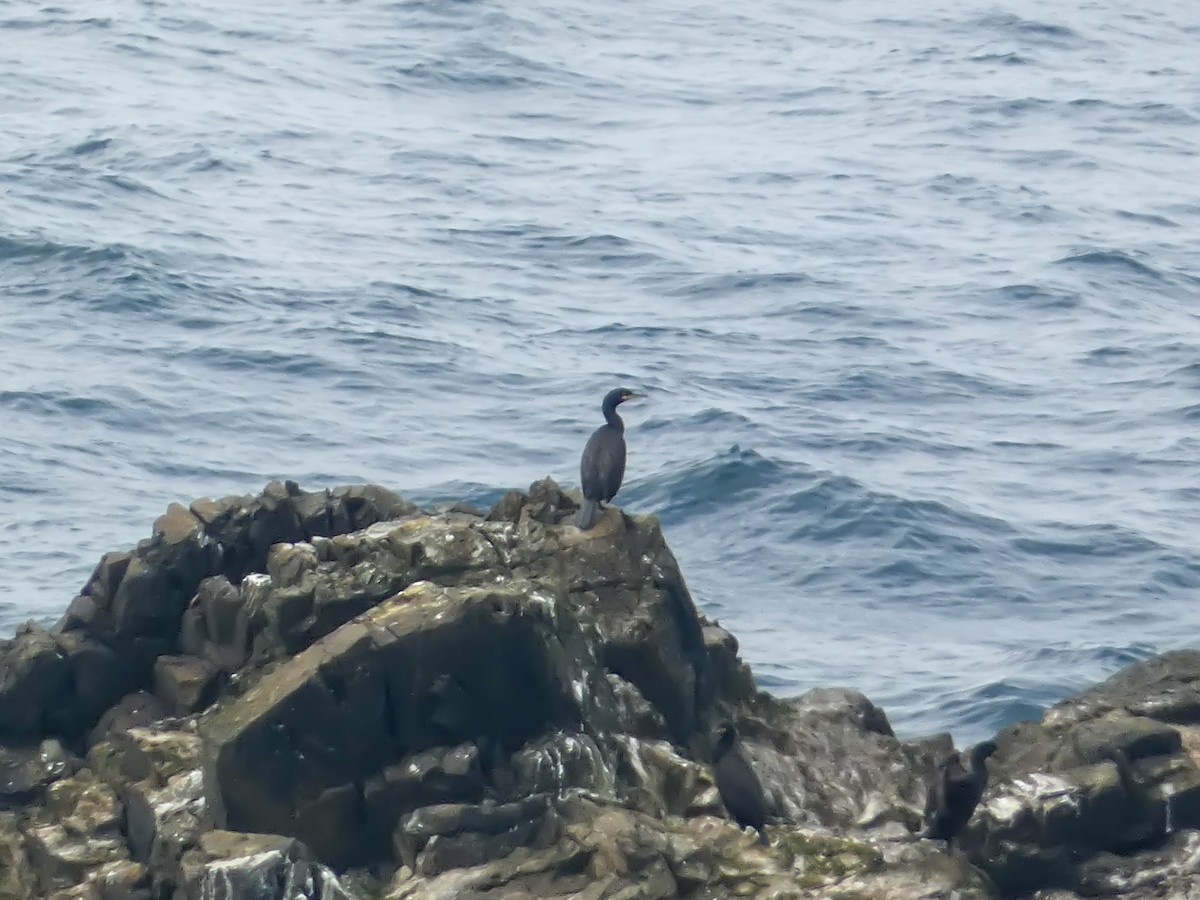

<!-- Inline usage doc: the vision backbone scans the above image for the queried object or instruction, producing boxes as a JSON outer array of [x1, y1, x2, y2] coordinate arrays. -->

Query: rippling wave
[[3, 0, 1200, 743]]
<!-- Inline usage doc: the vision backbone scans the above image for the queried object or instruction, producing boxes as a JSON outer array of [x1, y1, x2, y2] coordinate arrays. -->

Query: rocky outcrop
[[2, 478, 1200, 898], [959, 650, 1200, 896], [0, 481, 415, 745]]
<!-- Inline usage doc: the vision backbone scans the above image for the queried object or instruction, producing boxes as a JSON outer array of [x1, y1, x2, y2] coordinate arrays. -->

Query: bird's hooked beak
[[621, 391, 646, 402]]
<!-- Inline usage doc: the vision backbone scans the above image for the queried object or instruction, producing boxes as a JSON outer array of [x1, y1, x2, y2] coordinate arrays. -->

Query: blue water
[[3, 0, 1199, 745]]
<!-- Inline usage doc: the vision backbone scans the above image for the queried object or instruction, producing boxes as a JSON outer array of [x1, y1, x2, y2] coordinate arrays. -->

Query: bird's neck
[[603, 406, 625, 431]]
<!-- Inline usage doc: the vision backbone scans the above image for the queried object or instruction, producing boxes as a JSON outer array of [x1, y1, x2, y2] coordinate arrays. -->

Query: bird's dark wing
[[923, 753, 965, 837], [923, 767, 945, 823], [580, 425, 627, 502], [943, 761, 975, 806], [716, 751, 768, 830]]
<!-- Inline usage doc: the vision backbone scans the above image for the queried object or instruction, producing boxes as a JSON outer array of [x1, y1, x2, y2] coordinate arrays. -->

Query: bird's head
[[972, 740, 998, 765], [714, 722, 739, 757], [603, 387, 645, 411]]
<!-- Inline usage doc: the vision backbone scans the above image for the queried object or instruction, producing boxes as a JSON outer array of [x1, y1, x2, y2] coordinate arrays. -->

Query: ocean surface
[[3, 0, 1199, 746]]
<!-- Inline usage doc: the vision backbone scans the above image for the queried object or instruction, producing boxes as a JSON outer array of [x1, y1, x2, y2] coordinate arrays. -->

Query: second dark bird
[[713, 723, 770, 845], [574, 387, 645, 530], [922, 739, 998, 848]]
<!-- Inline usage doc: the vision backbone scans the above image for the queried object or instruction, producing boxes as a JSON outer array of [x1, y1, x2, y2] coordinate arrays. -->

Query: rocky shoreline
[[2, 479, 1199, 899]]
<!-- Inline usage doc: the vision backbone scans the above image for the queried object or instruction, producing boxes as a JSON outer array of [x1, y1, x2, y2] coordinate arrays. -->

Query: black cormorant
[[574, 387, 644, 530], [922, 739, 997, 847], [713, 723, 769, 845]]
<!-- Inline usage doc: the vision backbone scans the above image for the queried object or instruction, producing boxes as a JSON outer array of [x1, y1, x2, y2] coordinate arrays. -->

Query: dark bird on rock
[[922, 739, 998, 848], [574, 387, 645, 530], [713, 723, 769, 845]]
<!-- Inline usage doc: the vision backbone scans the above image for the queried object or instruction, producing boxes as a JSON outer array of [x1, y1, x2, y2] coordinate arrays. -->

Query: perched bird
[[574, 387, 645, 530], [922, 740, 998, 847], [713, 723, 769, 845]]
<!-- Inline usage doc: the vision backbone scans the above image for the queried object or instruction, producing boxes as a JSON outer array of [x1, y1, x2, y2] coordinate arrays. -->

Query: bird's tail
[[574, 499, 600, 530], [757, 827, 769, 846]]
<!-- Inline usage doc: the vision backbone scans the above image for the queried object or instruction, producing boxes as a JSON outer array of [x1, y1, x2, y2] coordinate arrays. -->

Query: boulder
[[152, 656, 221, 716], [0, 738, 79, 805], [87, 723, 206, 894], [80, 552, 134, 614], [0, 481, 421, 748], [0, 623, 71, 739], [729, 687, 934, 832], [613, 736, 716, 818], [87, 693, 169, 748], [123, 767, 205, 891], [363, 742, 486, 840], [50, 634, 143, 733], [20, 768, 129, 894], [201, 578, 618, 866], [485, 489, 526, 524], [86, 723, 202, 790], [110, 508, 212, 639], [176, 830, 352, 900], [188, 575, 252, 672], [965, 650, 1200, 895]]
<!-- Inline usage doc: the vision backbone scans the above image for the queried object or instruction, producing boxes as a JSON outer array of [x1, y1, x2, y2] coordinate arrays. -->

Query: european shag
[[713, 723, 769, 845], [922, 740, 998, 847], [574, 387, 644, 530]]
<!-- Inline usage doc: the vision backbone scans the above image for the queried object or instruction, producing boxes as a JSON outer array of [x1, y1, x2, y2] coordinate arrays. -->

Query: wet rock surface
[[958, 649, 1200, 896], [1, 479, 1199, 897]]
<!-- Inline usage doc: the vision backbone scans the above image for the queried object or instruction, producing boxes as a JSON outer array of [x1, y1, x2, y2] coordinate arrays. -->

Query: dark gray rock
[[244, 516, 510, 664], [962, 651, 1200, 896], [23, 784, 128, 893], [363, 742, 485, 843], [393, 794, 555, 875], [702, 623, 756, 705], [0, 738, 78, 805], [0, 622, 70, 739], [613, 736, 715, 818], [153, 656, 221, 716], [16, 482, 1200, 899], [194, 575, 250, 672], [330, 484, 418, 533], [607, 673, 671, 741], [485, 489, 526, 523], [53, 634, 143, 732], [111, 505, 213, 639], [525, 476, 577, 525], [85, 724, 205, 896], [177, 830, 352, 900], [54, 594, 101, 633], [88, 693, 169, 748], [124, 767, 205, 893], [85, 551, 134, 610], [504, 731, 613, 798], [201, 577, 617, 867]]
